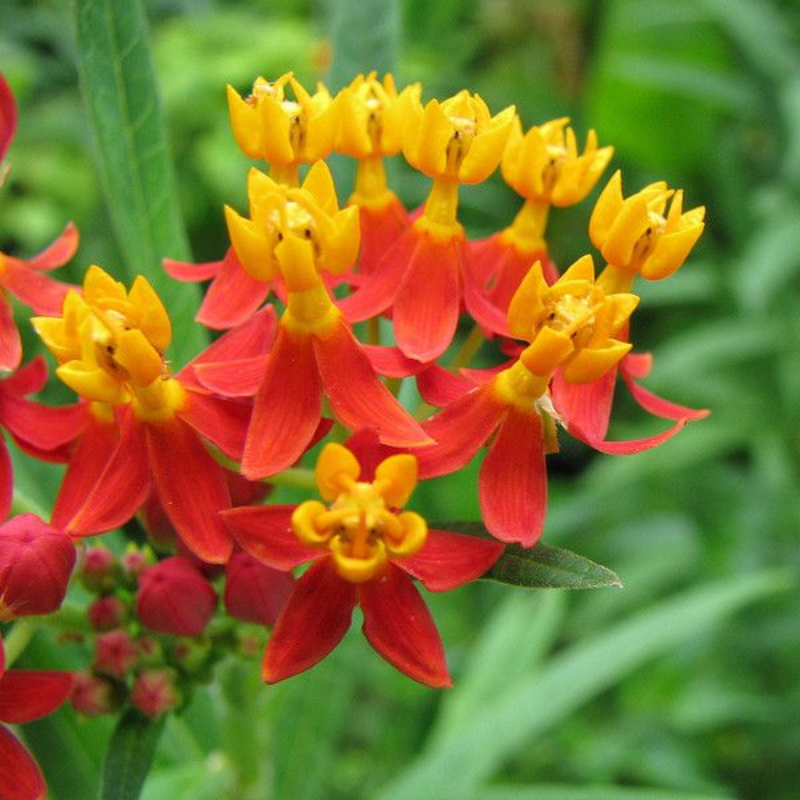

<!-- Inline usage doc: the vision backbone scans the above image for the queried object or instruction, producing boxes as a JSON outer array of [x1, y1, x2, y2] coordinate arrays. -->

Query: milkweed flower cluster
[[0, 69, 707, 797]]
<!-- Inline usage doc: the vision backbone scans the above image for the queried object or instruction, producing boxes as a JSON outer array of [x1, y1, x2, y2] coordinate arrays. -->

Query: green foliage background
[[1, 0, 799, 798]]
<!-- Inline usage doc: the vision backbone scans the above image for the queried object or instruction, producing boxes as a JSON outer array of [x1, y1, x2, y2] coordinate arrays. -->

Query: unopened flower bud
[[0, 514, 75, 621], [137, 635, 163, 666], [70, 672, 122, 716], [80, 546, 118, 594], [87, 597, 128, 631], [223, 552, 293, 627], [170, 637, 211, 673], [120, 548, 151, 583], [130, 667, 181, 718], [94, 629, 138, 679], [136, 557, 217, 636]]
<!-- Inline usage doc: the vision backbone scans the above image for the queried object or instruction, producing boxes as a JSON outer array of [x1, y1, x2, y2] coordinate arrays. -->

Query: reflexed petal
[[1, 259, 74, 315], [314, 320, 430, 447], [551, 367, 616, 441], [1, 357, 47, 396], [623, 351, 652, 379], [67, 413, 149, 536], [178, 390, 251, 461], [224, 552, 294, 627], [194, 356, 267, 398], [27, 223, 79, 271], [416, 386, 506, 478], [479, 407, 547, 546], [0, 292, 21, 372], [357, 197, 408, 276], [362, 345, 424, 379], [0, 438, 10, 521], [222, 505, 319, 571], [0, 73, 17, 164], [417, 364, 475, 407], [52, 417, 119, 530], [400, 529, 504, 591], [147, 418, 233, 564], [197, 248, 272, 330], [0, 725, 46, 800], [359, 564, 451, 688], [0, 671, 72, 724], [621, 369, 709, 422], [163, 256, 222, 282], [393, 231, 462, 362], [2, 394, 85, 461], [569, 416, 689, 455], [242, 326, 322, 478], [262, 559, 356, 683]]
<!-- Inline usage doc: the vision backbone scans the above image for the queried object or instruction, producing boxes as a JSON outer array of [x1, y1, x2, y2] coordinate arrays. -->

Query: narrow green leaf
[[465, 785, 735, 800], [74, 0, 204, 366], [100, 709, 166, 800], [487, 541, 622, 590], [377, 571, 789, 800]]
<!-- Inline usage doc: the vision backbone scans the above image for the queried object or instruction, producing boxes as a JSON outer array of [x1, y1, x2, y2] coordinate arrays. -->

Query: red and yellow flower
[[222, 443, 503, 687]]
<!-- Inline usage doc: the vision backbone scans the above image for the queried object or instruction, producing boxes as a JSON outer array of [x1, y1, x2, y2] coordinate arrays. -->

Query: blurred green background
[[1, 0, 799, 798]]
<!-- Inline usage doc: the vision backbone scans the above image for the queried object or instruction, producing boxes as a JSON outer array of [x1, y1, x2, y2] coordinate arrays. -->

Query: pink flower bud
[[223, 552, 293, 627], [87, 597, 128, 631], [80, 546, 118, 594], [120, 549, 150, 582], [129, 668, 181, 718], [94, 629, 138, 679], [0, 514, 75, 620], [136, 557, 217, 636], [70, 672, 121, 716]]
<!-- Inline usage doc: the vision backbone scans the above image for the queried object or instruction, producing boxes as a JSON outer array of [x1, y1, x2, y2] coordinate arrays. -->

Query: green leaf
[[73, 0, 204, 367], [377, 571, 789, 800], [487, 541, 622, 590], [100, 709, 166, 800]]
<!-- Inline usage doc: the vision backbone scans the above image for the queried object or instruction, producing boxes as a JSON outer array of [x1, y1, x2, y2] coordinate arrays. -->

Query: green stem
[[3, 619, 36, 667], [449, 323, 485, 371], [11, 488, 50, 520], [268, 468, 317, 492]]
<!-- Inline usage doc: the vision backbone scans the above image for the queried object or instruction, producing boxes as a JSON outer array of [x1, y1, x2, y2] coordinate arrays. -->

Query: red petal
[[51, 416, 118, 530], [221, 505, 319, 571], [359, 563, 451, 688], [0, 725, 46, 800], [262, 559, 356, 683], [223, 551, 294, 626], [1, 260, 74, 315], [314, 320, 430, 447], [622, 370, 710, 422], [343, 428, 395, 479], [357, 196, 407, 276], [479, 407, 547, 546], [362, 345, 424, 379], [27, 223, 79, 271], [163, 256, 222, 282], [461, 247, 512, 338], [0, 671, 72, 723], [0, 293, 22, 372], [194, 356, 267, 398], [337, 226, 414, 322], [180, 306, 277, 377], [67, 413, 150, 535], [393, 231, 462, 362], [2, 394, 85, 460], [0, 74, 18, 165], [147, 418, 233, 564], [178, 389, 251, 461], [550, 367, 617, 441], [197, 248, 272, 330], [416, 385, 506, 478], [242, 326, 322, 478], [399, 529, 504, 591], [622, 351, 652, 379], [1, 357, 47, 396], [0, 438, 11, 521], [568, 416, 689, 455], [417, 363, 475, 407]]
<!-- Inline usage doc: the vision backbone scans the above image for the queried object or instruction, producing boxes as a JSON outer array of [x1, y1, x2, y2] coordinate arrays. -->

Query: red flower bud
[[87, 597, 128, 631], [136, 557, 217, 636], [120, 549, 150, 582], [0, 514, 75, 620], [130, 668, 181, 718], [80, 546, 118, 594], [70, 672, 121, 716], [93, 629, 138, 680], [223, 552, 293, 627]]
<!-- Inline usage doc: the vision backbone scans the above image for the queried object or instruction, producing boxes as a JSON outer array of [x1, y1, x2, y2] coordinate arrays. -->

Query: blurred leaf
[[377, 571, 788, 800], [74, 0, 203, 366], [464, 785, 735, 800], [431, 591, 567, 745], [487, 541, 622, 590], [100, 709, 166, 800], [141, 764, 230, 800]]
